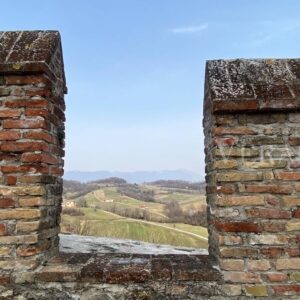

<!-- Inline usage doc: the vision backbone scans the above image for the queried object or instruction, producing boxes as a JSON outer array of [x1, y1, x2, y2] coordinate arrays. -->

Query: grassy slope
[[62, 185, 208, 249], [61, 208, 208, 249]]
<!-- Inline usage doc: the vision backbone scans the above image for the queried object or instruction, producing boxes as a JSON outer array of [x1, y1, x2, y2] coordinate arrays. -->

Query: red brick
[[4, 75, 51, 85], [0, 198, 15, 208], [21, 153, 58, 165], [265, 195, 280, 207], [216, 184, 236, 194], [0, 224, 5, 236], [290, 161, 300, 169], [0, 131, 21, 141], [289, 137, 300, 146], [215, 221, 262, 233], [25, 88, 51, 97], [287, 248, 300, 257], [0, 275, 10, 285], [245, 184, 292, 194], [213, 100, 258, 113], [1, 141, 49, 152], [213, 126, 256, 136], [1, 165, 49, 174], [213, 137, 237, 146], [266, 273, 288, 282], [262, 222, 286, 232], [23, 131, 55, 144], [25, 108, 50, 118], [50, 166, 64, 176], [0, 109, 22, 118], [3, 119, 49, 129], [5, 99, 49, 108], [246, 208, 291, 219], [272, 285, 300, 295], [276, 172, 300, 181], [6, 175, 17, 185], [293, 209, 300, 218], [261, 247, 284, 258]]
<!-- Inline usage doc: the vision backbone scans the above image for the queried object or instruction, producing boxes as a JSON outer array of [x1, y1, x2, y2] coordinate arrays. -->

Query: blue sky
[[2, 0, 300, 177]]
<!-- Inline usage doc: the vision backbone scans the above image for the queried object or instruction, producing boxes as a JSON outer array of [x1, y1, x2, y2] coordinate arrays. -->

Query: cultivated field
[[61, 179, 208, 249]]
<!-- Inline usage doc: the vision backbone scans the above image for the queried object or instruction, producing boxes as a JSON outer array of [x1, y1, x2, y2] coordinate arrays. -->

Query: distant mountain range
[[64, 170, 203, 183]]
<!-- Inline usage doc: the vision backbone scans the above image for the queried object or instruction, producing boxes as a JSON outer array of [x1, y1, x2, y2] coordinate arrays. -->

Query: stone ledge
[[205, 59, 300, 113], [33, 252, 221, 284]]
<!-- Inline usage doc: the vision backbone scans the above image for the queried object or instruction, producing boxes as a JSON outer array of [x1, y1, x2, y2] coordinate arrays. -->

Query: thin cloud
[[169, 24, 208, 34]]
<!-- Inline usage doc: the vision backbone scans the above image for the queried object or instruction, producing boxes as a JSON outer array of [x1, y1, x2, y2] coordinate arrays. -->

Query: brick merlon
[[204, 58, 300, 113], [0, 30, 67, 93]]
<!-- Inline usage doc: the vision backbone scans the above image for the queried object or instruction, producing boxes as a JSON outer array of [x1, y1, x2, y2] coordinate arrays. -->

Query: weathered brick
[[216, 171, 263, 182], [282, 196, 300, 207], [276, 258, 300, 270], [214, 126, 256, 136], [224, 271, 261, 283], [218, 235, 242, 246], [245, 184, 292, 194], [0, 131, 21, 141], [276, 171, 300, 180], [250, 234, 288, 245], [217, 195, 264, 206], [219, 259, 244, 271], [289, 136, 300, 146], [244, 160, 287, 169], [216, 221, 262, 233], [213, 99, 258, 112], [4, 75, 50, 85], [242, 136, 284, 146], [293, 209, 300, 218], [5, 99, 49, 108], [213, 137, 238, 146], [0, 224, 5, 236], [6, 175, 17, 186], [1, 141, 49, 152], [244, 285, 268, 297], [212, 208, 239, 218], [213, 147, 259, 158], [286, 221, 300, 231], [265, 148, 296, 158], [1, 165, 49, 174], [246, 208, 291, 219], [220, 247, 258, 258], [272, 285, 300, 295], [0, 109, 22, 118], [213, 160, 238, 169], [0, 198, 15, 208], [222, 284, 242, 296], [0, 234, 38, 245], [263, 222, 286, 232], [261, 247, 284, 258], [240, 113, 287, 124], [290, 273, 300, 281], [266, 272, 288, 282], [16, 221, 40, 233], [23, 131, 55, 144], [3, 118, 49, 130], [215, 115, 237, 125], [248, 259, 271, 271], [21, 153, 58, 165], [0, 209, 41, 220]]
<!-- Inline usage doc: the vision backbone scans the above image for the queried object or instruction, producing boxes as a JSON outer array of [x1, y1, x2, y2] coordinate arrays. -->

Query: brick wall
[[0, 31, 299, 299], [0, 31, 66, 282], [204, 59, 300, 298]]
